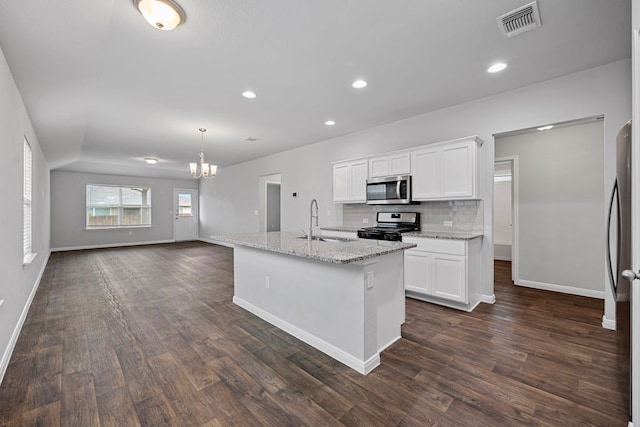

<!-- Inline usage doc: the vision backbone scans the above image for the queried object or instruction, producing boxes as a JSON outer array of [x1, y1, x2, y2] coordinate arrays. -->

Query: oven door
[[366, 175, 411, 205]]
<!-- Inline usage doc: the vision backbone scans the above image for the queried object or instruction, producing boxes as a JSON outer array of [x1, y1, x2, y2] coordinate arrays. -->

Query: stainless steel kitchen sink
[[297, 236, 352, 243]]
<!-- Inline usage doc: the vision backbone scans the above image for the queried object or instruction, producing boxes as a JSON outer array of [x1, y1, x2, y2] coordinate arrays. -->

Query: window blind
[[23, 139, 32, 257]]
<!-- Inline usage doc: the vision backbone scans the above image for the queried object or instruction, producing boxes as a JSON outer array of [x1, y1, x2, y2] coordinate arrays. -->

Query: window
[[86, 184, 151, 228], [23, 138, 34, 263], [177, 192, 193, 217]]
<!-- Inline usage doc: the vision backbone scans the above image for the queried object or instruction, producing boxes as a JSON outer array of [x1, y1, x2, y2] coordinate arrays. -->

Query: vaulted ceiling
[[0, 0, 631, 178]]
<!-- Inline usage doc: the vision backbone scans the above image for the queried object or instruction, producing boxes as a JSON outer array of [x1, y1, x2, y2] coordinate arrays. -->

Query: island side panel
[[231, 245, 405, 374], [370, 251, 405, 352]]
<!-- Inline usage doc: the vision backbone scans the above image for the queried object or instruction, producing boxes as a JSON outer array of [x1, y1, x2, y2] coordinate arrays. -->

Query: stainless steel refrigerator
[[606, 120, 632, 420]]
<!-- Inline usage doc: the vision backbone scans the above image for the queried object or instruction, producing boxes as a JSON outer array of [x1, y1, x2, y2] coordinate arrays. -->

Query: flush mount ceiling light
[[189, 128, 217, 179], [325, 120, 336, 126], [487, 62, 508, 73], [352, 79, 368, 89], [144, 157, 158, 164], [242, 91, 257, 99], [134, 0, 185, 31], [537, 125, 554, 131]]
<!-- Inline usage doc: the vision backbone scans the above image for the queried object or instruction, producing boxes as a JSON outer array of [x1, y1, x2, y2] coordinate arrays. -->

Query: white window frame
[[23, 138, 36, 265], [86, 184, 152, 229]]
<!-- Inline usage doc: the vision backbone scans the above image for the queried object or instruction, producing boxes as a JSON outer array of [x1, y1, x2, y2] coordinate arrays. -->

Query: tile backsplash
[[343, 200, 484, 233]]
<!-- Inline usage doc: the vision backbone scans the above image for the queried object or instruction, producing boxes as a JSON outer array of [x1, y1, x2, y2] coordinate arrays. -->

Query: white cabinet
[[411, 137, 482, 201], [411, 147, 439, 199], [403, 236, 481, 311], [332, 160, 368, 203], [369, 153, 411, 178]]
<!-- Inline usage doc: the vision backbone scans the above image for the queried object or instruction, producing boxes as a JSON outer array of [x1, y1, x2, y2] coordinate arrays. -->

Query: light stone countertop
[[403, 230, 484, 240], [210, 231, 416, 264]]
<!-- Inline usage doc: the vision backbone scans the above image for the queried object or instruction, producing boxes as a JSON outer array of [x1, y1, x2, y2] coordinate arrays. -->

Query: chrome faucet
[[309, 199, 319, 241]]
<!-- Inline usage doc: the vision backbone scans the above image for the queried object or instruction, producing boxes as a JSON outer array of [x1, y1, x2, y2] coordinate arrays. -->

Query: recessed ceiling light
[[244, 137, 258, 142], [144, 157, 158, 164], [352, 79, 367, 89], [487, 62, 507, 73], [537, 125, 554, 131], [325, 120, 336, 126], [242, 91, 257, 99]]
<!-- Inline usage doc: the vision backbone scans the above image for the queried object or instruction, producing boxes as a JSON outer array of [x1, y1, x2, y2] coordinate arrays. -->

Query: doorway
[[174, 188, 198, 241], [494, 157, 518, 282], [265, 182, 281, 232]]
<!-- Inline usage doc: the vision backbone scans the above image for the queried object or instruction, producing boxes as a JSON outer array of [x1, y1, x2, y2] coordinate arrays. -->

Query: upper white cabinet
[[333, 160, 368, 203], [411, 137, 482, 201], [332, 135, 483, 204], [369, 153, 411, 178]]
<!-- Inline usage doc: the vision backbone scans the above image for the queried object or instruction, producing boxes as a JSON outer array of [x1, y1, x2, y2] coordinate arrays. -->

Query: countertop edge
[[211, 233, 416, 264]]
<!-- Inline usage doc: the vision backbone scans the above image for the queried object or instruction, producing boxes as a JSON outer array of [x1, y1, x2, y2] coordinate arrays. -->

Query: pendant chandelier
[[189, 128, 217, 179]]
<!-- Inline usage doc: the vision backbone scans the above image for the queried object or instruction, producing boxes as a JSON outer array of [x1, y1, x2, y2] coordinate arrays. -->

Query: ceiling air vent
[[496, 1, 541, 38]]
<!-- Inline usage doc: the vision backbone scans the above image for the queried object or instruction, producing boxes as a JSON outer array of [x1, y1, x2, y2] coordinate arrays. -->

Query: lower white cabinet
[[403, 236, 482, 311]]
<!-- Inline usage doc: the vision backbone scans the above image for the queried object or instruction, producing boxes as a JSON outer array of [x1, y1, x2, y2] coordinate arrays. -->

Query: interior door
[[266, 183, 281, 232], [174, 189, 198, 241]]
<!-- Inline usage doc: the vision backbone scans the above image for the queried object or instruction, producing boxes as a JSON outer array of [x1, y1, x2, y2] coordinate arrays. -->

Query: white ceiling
[[0, 0, 631, 179]]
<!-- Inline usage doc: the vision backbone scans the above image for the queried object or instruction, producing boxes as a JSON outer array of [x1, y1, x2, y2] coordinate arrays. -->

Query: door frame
[[495, 156, 519, 282], [173, 188, 199, 242], [628, 3, 640, 419], [264, 181, 281, 232]]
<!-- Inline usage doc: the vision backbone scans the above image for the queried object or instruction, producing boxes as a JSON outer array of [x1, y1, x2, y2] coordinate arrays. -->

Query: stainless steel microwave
[[366, 175, 412, 205]]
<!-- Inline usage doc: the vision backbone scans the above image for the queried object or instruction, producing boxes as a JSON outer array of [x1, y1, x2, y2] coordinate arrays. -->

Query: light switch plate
[[443, 220, 453, 227], [363, 218, 369, 224]]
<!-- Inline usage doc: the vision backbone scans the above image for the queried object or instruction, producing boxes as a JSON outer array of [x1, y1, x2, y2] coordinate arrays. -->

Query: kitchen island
[[211, 231, 416, 374]]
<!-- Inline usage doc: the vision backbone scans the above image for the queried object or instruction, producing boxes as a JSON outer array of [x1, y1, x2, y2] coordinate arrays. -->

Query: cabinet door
[[440, 142, 473, 198], [369, 156, 389, 178], [333, 163, 350, 202], [404, 250, 432, 294], [389, 153, 411, 175], [411, 148, 440, 200], [432, 254, 467, 303], [350, 160, 368, 202]]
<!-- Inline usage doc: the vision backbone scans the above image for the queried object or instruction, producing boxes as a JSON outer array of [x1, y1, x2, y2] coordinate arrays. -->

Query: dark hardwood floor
[[0, 242, 628, 426]]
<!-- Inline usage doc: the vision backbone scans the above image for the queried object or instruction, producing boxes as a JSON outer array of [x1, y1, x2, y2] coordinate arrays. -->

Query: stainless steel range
[[357, 212, 420, 241]]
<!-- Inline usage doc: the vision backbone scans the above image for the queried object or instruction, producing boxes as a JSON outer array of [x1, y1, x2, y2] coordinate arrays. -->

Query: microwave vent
[[496, 1, 541, 38]]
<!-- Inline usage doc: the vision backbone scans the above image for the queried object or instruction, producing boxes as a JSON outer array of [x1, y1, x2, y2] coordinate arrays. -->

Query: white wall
[[0, 46, 51, 382], [200, 59, 631, 321], [51, 171, 197, 250], [496, 121, 605, 296]]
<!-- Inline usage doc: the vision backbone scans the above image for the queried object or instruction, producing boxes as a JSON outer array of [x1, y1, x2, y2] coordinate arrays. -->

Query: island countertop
[[211, 231, 416, 264]]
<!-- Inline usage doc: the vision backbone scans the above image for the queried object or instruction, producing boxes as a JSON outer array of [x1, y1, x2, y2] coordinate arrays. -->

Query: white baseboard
[[233, 296, 380, 375], [602, 315, 616, 330], [51, 239, 174, 252], [481, 294, 496, 304], [199, 238, 234, 248], [493, 256, 512, 261], [0, 251, 51, 385], [515, 279, 605, 299]]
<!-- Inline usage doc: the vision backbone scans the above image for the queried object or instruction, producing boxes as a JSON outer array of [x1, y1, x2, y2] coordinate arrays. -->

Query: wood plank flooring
[[0, 242, 629, 426]]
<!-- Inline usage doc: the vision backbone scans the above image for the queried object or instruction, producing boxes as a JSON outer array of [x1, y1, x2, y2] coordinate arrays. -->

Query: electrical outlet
[[366, 271, 375, 289], [128, 230, 133, 236], [254, 210, 259, 216], [327, 209, 331, 216], [0, 300, 4, 308], [443, 220, 453, 227], [363, 218, 369, 224], [265, 276, 270, 289]]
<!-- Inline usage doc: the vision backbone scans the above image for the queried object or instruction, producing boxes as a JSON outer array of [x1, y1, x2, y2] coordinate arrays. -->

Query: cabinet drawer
[[403, 237, 466, 256]]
